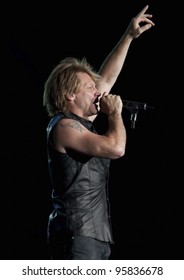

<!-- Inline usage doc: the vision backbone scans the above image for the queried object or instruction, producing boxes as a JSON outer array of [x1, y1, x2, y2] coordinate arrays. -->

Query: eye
[[87, 85, 95, 90]]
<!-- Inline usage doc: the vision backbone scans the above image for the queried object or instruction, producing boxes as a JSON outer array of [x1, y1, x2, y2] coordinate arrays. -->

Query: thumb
[[101, 91, 108, 97]]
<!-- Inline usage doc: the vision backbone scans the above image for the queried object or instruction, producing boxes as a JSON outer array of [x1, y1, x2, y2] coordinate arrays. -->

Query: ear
[[65, 92, 75, 101]]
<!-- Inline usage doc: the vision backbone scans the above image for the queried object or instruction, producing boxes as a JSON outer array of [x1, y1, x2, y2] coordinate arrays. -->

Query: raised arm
[[97, 5, 155, 94]]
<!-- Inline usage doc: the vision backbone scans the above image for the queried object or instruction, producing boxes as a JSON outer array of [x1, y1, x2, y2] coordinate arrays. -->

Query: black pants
[[49, 235, 111, 260]]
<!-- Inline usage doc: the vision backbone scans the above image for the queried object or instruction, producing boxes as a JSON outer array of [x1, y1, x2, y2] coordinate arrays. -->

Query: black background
[[2, 1, 181, 260]]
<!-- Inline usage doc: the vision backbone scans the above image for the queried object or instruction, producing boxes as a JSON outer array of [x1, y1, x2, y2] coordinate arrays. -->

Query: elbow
[[112, 143, 126, 159]]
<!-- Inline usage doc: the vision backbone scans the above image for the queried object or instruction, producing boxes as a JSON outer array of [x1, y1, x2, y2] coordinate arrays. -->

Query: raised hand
[[126, 5, 155, 39]]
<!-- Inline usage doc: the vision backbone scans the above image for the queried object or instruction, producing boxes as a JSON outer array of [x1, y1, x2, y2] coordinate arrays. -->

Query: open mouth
[[93, 97, 100, 111], [93, 96, 99, 106]]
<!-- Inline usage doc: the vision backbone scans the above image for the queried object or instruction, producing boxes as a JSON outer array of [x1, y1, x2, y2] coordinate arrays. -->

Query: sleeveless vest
[[46, 112, 113, 244]]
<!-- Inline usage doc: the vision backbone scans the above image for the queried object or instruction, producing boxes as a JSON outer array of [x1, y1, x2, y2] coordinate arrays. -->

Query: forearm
[[98, 5, 155, 89], [105, 113, 127, 158], [99, 32, 133, 86]]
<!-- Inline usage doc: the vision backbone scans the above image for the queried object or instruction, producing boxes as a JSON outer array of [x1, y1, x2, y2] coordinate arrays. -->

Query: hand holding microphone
[[100, 92, 123, 116]]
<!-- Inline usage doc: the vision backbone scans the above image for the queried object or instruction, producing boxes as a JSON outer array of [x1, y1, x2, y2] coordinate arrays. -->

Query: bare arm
[[53, 93, 126, 159], [97, 5, 155, 94]]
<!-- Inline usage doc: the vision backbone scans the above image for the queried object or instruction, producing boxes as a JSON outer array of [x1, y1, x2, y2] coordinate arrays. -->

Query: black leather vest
[[47, 112, 113, 243]]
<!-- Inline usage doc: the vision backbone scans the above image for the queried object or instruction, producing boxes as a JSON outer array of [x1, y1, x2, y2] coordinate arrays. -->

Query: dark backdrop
[[2, 1, 181, 260]]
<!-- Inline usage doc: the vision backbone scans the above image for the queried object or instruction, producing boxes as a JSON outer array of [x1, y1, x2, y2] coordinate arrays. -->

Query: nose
[[95, 90, 101, 97]]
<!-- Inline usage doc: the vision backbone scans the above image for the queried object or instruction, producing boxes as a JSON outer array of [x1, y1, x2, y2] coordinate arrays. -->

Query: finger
[[139, 23, 153, 33], [136, 5, 149, 17], [140, 18, 155, 26], [102, 92, 108, 97]]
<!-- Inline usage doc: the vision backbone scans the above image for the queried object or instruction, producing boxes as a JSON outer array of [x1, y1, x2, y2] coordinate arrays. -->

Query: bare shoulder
[[53, 118, 92, 153], [57, 118, 86, 134]]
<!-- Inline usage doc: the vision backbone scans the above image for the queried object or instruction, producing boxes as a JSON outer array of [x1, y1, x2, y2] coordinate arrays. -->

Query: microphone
[[123, 100, 154, 110], [122, 100, 154, 129]]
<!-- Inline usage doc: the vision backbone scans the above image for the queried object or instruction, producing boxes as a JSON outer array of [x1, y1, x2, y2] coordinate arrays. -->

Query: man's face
[[74, 72, 101, 117]]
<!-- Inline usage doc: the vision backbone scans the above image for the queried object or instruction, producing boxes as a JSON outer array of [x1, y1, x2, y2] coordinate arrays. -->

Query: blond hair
[[43, 57, 101, 117]]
